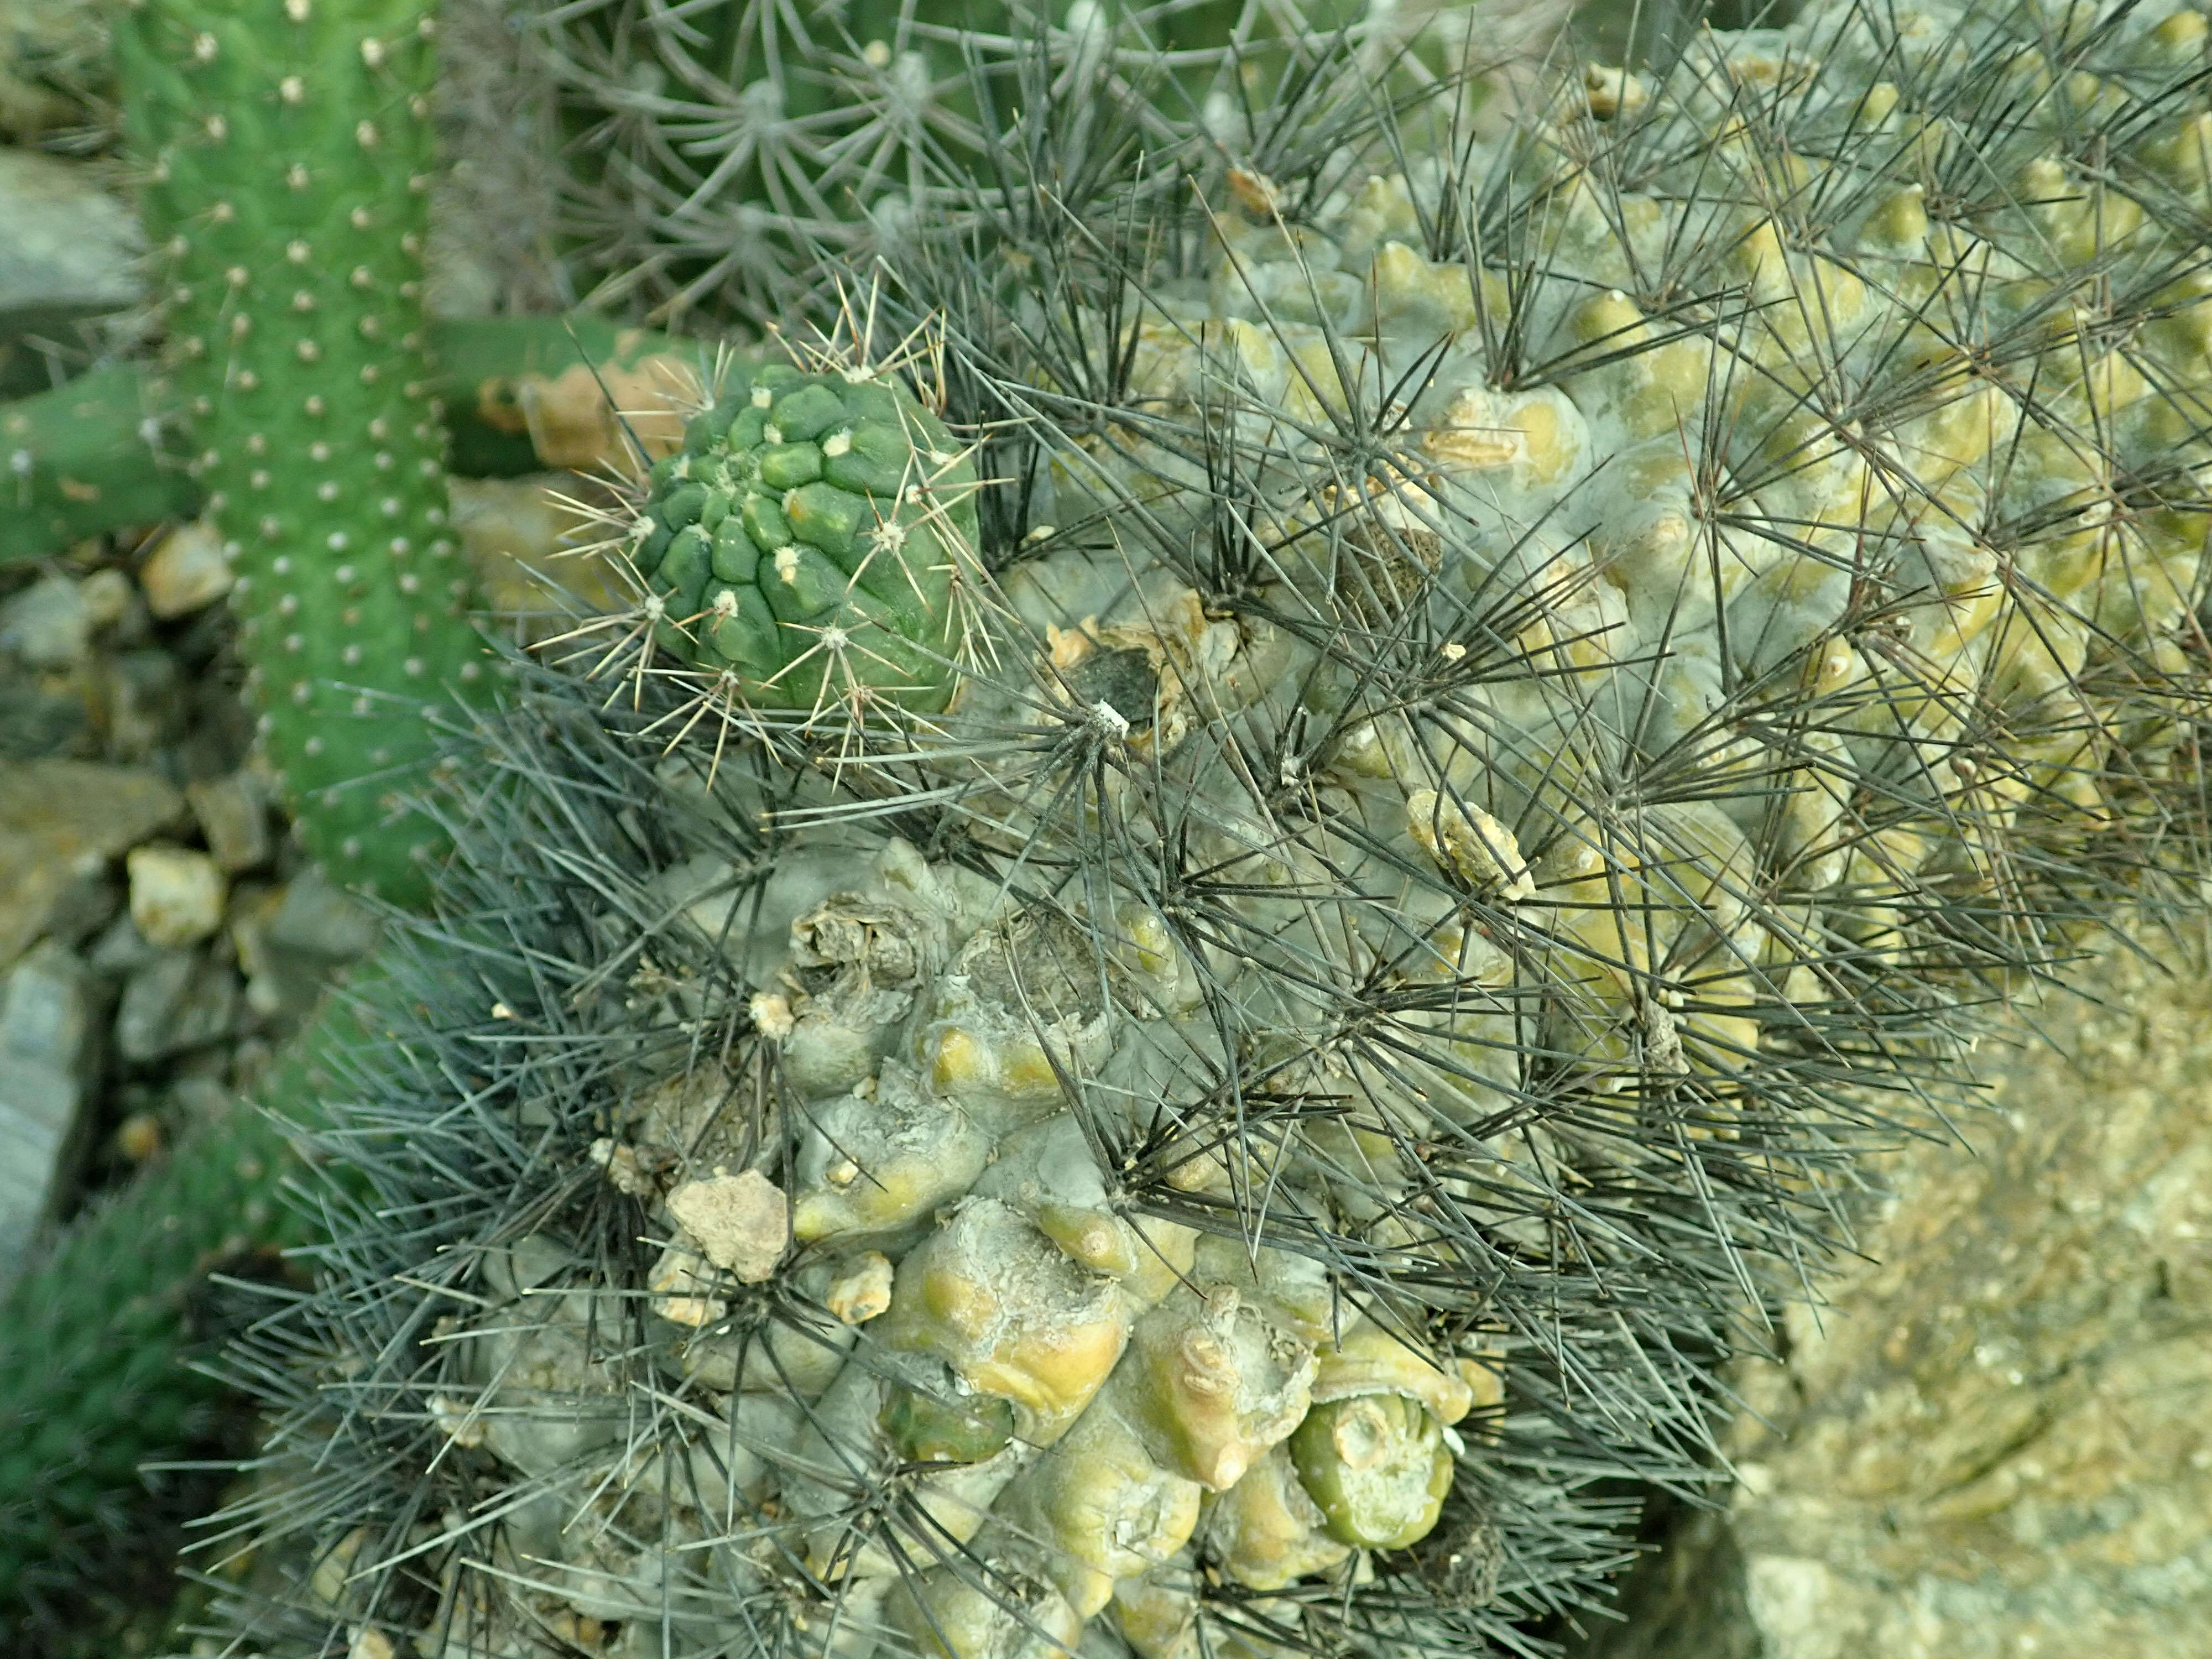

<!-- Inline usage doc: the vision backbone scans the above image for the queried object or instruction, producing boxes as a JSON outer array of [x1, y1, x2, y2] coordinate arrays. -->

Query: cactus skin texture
[[0, 972, 392, 1616], [638, 362, 979, 713], [0, 364, 201, 559], [197, 3, 2212, 1657], [0, 317, 695, 567], [116, 0, 486, 905]]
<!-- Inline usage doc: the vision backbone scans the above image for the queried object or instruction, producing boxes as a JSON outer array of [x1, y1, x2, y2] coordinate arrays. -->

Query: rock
[[1584, 951, 2212, 1659], [0, 676, 90, 760], [664, 1171, 789, 1283], [0, 941, 103, 1284], [238, 871, 374, 1025], [126, 842, 227, 950], [114, 948, 239, 1063], [163, 1072, 231, 1131], [0, 759, 184, 970], [1, 571, 95, 670], [102, 647, 184, 763], [0, 0, 107, 139], [0, 149, 140, 338], [86, 911, 158, 975], [265, 865, 381, 961], [80, 567, 132, 627], [186, 771, 272, 874], [36, 860, 116, 950], [138, 519, 235, 619], [0, 568, 130, 674], [114, 1110, 163, 1165], [451, 473, 628, 623]]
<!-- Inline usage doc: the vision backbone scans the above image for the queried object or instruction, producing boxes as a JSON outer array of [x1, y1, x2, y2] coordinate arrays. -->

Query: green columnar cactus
[[116, 0, 484, 904], [0, 317, 696, 566], [198, 5, 2212, 1656]]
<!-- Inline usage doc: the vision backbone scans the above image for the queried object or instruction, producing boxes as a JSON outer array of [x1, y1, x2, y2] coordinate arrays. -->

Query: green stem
[[0, 316, 696, 568], [117, 0, 481, 905], [0, 967, 393, 1609]]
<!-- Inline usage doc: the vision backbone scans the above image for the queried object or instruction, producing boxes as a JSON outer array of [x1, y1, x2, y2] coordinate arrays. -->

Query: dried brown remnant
[[471, 333, 697, 473]]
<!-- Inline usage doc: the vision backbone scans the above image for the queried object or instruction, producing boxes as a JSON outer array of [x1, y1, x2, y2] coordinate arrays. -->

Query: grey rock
[[102, 647, 184, 763], [0, 678, 89, 760], [36, 863, 116, 950], [86, 911, 158, 975], [0, 940, 103, 1281], [1583, 950, 2212, 1659], [164, 1072, 231, 1130], [114, 948, 239, 1063], [266, 865, 381, 961], [0, 149, 139, 339], [0, 758, 184, 971], [185, 771, 272, 874], [1, 571, 95, 670], [0, 570, 131, 674]]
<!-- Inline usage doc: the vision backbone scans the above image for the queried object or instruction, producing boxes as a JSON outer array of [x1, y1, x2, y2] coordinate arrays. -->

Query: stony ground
[[1574, 939, 2212, 1659]]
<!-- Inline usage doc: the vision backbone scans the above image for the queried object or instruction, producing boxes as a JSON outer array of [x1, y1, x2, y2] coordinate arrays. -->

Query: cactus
[[1, 364, 202, 559], [191, 3, 2212, 1655], [0, 317, 698, 568], [0, 969, 398, 1616], [0, 6, 706, 1627], [538, 0, 1561, 326], [114, 0, 488, 903], [635, 359, 980, 713]]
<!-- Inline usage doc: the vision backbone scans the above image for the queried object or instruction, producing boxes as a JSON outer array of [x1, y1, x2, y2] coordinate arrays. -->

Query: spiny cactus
[[194, 3, 2212, 1655], [0, 967, 397, 1615], [116, 0, 487, 903], [0, 6, 708, 1618], [636, 357, 981, 713], [538, 0, 1564, 327]]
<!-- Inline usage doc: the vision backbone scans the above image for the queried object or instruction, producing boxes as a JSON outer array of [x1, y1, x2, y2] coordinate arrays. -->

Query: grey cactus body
[[205, 3, 2212, 1657]]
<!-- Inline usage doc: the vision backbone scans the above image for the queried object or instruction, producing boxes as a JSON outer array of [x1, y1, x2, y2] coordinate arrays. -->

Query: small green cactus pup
[[117, 0, 487, 901], [632, 360, 980, 715]]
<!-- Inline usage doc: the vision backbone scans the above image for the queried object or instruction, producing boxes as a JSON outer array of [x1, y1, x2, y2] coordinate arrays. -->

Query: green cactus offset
[[635, 359, 980, 714]]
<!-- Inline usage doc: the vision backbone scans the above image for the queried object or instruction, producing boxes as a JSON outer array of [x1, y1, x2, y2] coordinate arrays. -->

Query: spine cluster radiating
[[194, 5, 2212, 1659]]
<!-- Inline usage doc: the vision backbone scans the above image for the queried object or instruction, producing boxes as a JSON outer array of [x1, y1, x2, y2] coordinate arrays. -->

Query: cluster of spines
[[534, 0, 1508, 328], [175, 4, 2212, 1658], [117, 0, 487, 904]]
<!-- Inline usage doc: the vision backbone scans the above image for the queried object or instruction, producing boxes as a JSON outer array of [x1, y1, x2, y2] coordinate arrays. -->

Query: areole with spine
[[210, 4, 2212, 1657]]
